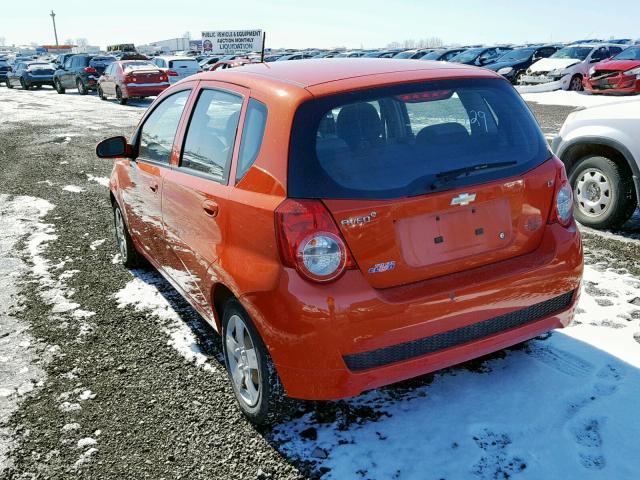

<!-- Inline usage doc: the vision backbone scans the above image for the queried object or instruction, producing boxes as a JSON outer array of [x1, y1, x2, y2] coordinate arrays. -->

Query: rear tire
[[54, 78, 65, 94], [98, 85, 107, 100], [20, 78, 29, 90], [116, 86, 127, 105], [222, 299, 298, 425], [76, 78, 87, 95], [6, 80, 13, 89], [569, 74, 583, 91], [569, 155, 636, 229], [112, 203, 144, 268]]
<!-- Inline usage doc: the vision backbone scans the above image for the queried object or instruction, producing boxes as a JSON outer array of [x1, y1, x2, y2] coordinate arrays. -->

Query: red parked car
[[584, 45, 640, 95], [97, 59, 583, 424], [97, 60, 169, 105]]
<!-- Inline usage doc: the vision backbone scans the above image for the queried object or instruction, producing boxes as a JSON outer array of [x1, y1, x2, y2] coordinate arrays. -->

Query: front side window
[[236, 99, 268, 182], [138, 90, 191, 164], [289, 79, 549, 200], [180, 89, 243, 181]]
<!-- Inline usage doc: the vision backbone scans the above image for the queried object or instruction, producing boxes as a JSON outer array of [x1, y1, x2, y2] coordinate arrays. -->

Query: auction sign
[[201, 30, 263, 53]]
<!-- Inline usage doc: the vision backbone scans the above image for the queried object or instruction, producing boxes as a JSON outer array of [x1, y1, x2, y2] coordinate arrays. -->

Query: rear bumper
[[241, 222, 583, 400], [122, 83, 170, 98]]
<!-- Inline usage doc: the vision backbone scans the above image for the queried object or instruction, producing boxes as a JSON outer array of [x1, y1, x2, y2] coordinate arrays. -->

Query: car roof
[[192, 58, 500, 93], [156, 56, 197, 60]]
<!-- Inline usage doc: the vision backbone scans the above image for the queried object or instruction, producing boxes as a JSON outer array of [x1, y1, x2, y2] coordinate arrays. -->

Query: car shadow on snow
[[126, 268, 640, 479]]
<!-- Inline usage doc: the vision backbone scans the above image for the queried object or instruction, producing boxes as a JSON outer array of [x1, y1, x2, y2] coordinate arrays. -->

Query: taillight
[[275, 199, 355, 283], [83, 67, 97, 74], [549, 158, 574, 227], [125, 74, 136, 83], [166, 70, 179, 76], [160, 74, 168, 82]]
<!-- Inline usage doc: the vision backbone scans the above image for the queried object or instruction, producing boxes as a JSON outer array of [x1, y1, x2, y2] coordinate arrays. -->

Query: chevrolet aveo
[[97, 59, 584, 424]]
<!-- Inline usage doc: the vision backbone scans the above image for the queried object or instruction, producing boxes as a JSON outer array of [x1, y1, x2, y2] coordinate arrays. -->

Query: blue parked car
[[449, 46, 513, 66], [5, 61, 56, 89], [0, 58, 12, 84], [486, 45, 560, 84], [419, 48, 466, 61]]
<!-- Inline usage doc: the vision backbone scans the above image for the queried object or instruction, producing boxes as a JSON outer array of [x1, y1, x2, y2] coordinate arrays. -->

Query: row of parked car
[[2, 40, 639, 104]]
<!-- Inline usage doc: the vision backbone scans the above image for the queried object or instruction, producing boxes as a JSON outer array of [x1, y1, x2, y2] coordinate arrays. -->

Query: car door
[[120, 88, 192, 263], [62, 57, 75, 87], [161, 83, 246, 318]]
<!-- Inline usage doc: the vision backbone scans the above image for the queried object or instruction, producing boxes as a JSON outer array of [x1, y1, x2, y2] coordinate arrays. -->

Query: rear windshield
[[123, 62, 158, 73], [288, 78, 549, 200], [90, 56, 116, 66], [169, 59, 198, 68]]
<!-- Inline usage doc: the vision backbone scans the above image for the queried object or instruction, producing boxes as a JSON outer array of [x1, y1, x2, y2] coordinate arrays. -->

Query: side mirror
[[96, 136, 132, 159]]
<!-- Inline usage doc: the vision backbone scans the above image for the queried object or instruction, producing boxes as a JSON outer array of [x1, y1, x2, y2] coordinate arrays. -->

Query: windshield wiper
[[430, 161, 517, 190]]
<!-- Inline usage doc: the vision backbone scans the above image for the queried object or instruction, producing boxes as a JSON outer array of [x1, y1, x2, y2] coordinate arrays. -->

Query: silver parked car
[[151, 56, 200, 83]]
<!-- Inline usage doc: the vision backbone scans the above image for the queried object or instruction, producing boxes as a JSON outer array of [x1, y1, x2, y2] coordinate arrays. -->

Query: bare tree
[[63, 38, 74, 46], [76, 38, 88, 47]]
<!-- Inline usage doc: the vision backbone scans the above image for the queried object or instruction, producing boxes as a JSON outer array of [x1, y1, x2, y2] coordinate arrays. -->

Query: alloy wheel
[[575, 168, 611, 217], [225, 314, 261, 407]]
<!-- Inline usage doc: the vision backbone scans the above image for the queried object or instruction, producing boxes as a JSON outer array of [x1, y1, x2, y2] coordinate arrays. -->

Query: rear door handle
[[202, 199, 219, 217]]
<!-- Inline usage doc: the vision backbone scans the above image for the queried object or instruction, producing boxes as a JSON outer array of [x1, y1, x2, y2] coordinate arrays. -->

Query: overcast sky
[[2, 0, 639, 49]]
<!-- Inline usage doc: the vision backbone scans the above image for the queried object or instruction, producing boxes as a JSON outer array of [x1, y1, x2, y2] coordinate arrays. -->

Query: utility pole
[[50, 10, 59, 46]]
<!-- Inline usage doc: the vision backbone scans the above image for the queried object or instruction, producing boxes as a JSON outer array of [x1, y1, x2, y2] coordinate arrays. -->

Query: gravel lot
[[1, 86, 639, 480]]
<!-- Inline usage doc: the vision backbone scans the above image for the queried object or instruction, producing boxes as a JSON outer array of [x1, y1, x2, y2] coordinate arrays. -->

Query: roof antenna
[[260, 32, 266, 63]]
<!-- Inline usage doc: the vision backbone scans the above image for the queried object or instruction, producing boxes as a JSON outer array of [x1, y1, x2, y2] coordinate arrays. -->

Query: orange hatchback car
[[97, 59, 583, 424]]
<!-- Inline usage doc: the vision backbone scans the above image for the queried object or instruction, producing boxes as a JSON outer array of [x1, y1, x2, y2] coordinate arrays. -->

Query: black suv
[[53, 55, 116, 95]]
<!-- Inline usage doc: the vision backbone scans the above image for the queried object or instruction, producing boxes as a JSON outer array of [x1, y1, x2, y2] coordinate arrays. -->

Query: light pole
[[50, 10, 59, 46]]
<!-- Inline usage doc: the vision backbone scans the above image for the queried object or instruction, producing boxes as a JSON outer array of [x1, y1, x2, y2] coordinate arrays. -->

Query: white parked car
[[520, 43, 626, 92], [552, 100, 640, 229], [151, 56, 200, 83]]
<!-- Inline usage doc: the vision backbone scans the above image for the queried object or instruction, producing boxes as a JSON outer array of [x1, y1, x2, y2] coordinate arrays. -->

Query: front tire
[[116, 86, 127, 105], [222, 299, 296, 425], [569, 155, 636, 229], [6, 80, 13, 89], [113, 203, 144, 268], [54, 78, 65, 94], [569, 74, 583, 91], [20, 78, 29, 90]]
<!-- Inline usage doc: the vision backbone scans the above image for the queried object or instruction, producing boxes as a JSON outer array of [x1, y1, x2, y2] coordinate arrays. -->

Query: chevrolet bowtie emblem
[[450, 193, 476, 206]]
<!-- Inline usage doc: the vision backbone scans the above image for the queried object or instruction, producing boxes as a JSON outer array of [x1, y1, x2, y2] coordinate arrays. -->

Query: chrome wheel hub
[[225, 314, 261, 407], [575, 168, 611, 217]]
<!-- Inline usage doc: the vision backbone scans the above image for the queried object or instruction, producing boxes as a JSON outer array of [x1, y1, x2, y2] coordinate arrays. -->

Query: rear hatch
[[168, 59, 200, 79], [27, 63, 55, 77], [288, 77, 555, 289], [123, 63, 166, 84], [89, 57, 116, 76]]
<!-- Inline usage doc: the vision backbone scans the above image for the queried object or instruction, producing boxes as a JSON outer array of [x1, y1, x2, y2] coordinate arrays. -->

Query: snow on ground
[[0, 88, 145, 132], [113, 270, 215, 370], [519, 89, 640, 108], [62, 185, 84, 193], [267, 259, 640, 479], [86, 174, 110, 188], [0, 195, 51, 471]]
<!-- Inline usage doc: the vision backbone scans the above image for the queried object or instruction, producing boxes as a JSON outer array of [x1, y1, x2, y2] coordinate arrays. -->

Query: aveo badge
[[368, 261, 396, 274]]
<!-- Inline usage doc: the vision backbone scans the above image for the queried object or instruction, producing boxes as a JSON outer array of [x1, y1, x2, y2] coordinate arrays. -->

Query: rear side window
[[236, 99, 268, 182], [180, 89, 243, 181], [169, 60, 198, 69], [289, 78, 549, 199], [138, 90, 191, 164]]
